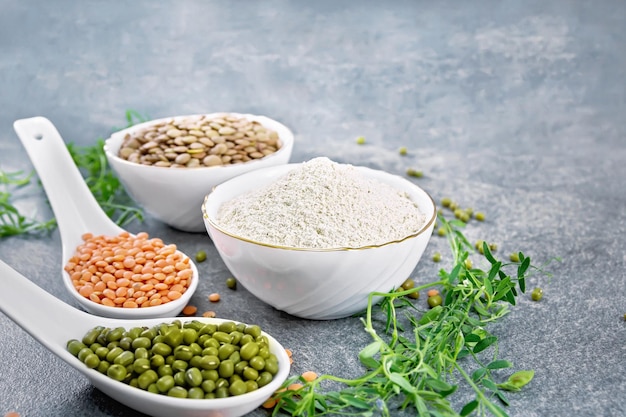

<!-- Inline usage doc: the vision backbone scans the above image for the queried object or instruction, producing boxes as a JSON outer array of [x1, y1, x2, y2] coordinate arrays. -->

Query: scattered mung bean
[[531, 287, 543, 301], [195, 250, 207, 263], [427, 294, 443, 308], [225, 277, 237, 290], [406, 168, 423, 178]]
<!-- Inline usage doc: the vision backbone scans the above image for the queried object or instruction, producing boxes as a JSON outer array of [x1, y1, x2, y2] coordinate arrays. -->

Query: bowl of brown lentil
[[104, 113, 294, 232], [202, 157, 437, 320]]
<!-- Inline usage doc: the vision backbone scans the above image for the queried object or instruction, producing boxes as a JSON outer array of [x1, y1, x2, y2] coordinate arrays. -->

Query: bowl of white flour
[[202, 157, 437, 320]]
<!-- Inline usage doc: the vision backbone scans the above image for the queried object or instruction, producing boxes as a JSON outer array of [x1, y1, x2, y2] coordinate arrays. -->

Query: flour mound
[[216, 157, 426, 249]]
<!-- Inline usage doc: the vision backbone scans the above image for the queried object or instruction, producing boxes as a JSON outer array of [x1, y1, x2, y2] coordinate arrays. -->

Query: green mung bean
[[67, 319, 278, 399]]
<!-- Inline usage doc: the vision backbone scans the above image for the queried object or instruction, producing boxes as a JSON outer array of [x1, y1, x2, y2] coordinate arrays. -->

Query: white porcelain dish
[[104, 113, 294, 232], [0, 259, 290, 417], [202, 163, 437, 320]]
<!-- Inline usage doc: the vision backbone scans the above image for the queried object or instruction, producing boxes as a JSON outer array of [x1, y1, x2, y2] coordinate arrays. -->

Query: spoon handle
[[13, 117, 124, 253], [0, 259, 96, 353]]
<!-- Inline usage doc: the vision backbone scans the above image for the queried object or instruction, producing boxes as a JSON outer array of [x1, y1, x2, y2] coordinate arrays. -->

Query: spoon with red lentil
[[13, 117, 198, 318], [0, 259, 289, 417]]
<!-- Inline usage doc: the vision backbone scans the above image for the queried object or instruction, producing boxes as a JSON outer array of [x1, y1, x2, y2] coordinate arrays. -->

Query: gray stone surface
[[1, 1, 625, 416]]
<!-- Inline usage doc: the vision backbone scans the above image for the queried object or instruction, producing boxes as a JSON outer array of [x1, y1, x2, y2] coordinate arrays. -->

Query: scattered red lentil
[[4, 412, 20, 417], [302, 371, 318, 382], [182, 305, 198, 316], [64, 231, 192, 308], [202, 310, 216, 318], [427, 289, 440, 297], [287, 383, 304, 391], [261, 398, 277, 409], [208, 293, 221, 302]]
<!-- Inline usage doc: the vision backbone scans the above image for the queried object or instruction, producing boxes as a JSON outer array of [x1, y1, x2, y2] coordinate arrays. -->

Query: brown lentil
[[117, 114, 282, 168], [64, 231, 192, 308]]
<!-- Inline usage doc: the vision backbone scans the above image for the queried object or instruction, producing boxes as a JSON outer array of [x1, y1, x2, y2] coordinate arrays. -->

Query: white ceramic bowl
[[202, 163, 437, 320], [104, 113, 294, 232]]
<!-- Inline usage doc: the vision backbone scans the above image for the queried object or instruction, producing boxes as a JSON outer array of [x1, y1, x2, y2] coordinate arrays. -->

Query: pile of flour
[[216, 157, 426, 248]]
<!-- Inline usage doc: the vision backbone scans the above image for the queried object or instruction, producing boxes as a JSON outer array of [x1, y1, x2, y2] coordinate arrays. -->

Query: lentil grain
[[117, 114, 281, 168], [64, 231, 192, 309]]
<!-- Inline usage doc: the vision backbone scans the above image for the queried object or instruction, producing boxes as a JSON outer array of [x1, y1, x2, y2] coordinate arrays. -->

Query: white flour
[[216, 157, 426, 248]]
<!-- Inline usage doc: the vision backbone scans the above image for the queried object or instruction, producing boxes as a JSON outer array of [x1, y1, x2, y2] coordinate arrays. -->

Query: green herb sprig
[[0, 170, 56, 237], [273, 213, 552, 417]]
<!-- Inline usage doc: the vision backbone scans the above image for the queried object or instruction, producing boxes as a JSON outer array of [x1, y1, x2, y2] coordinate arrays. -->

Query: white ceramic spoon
[[0, 259, 290, 417], [13, 116, 198, 319]]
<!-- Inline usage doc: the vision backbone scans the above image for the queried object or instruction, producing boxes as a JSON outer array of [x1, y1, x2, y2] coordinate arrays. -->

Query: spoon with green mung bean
[[0, 259, 289, 417]]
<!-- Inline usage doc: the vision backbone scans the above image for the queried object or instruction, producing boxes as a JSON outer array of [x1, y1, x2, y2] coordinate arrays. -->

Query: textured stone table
[[1, 1, 624, 416]]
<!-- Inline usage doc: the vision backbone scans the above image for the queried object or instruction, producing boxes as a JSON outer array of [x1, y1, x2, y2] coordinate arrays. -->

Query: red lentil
[[427, 289, 440, 298], [64, 231, 192, 309], [302, 371, 318, 382], [182, 305, 198, 316]]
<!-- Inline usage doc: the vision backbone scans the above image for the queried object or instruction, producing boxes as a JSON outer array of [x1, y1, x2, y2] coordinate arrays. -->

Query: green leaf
[[488, 261, 502, 281], [518, 256, 531, 277], [457, 348, 470, 359], [447, 263, 462, 284], [388, 372, 415, 394], [339, 394, 371, 409], [419, 305, 443, 325], [424, 378, 454, 392], [487, 360, 513, 370], [472, 367, 487, 381], [494, 276, 512, 297], [473, 301, 490, 316], [496, 389, 510, 406], [460, 399, 479, 416], [483, 241, 497, 264], [499, 370, 535, 391], [360, 356, 380, 369], [444, 289, 455, 306], [519, 276, 526, 293], [464, 333, 481, 343], [359, 341, 382, 361], [483, 276, 493, 297], [473, 336, 497, 354], [505, 290, 516, 305], [481, 378, 498, 391]]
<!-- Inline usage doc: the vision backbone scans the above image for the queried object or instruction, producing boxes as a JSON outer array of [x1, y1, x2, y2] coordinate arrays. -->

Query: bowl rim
[[202, 163, 438, 252], [103, 112, 295, 172]]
